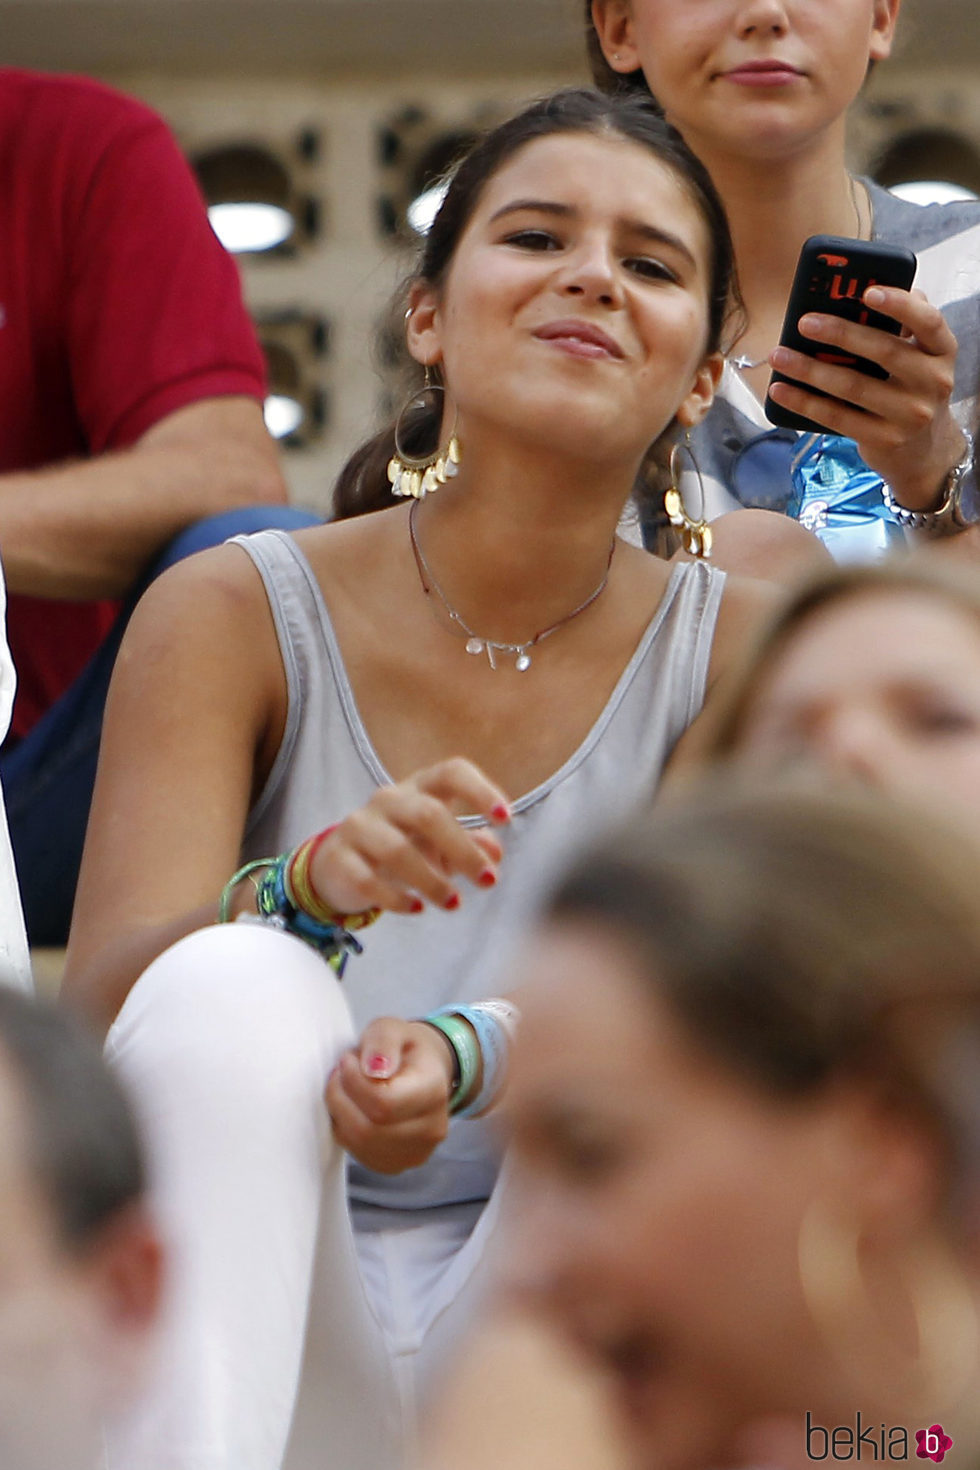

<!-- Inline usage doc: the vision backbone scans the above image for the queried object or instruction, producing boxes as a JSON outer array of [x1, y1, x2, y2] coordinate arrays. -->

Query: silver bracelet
[[881, 428, 975, 534]]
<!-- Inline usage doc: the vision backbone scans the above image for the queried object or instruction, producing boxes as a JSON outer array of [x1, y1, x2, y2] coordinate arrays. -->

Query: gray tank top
[[233, 529, 725, 1217]]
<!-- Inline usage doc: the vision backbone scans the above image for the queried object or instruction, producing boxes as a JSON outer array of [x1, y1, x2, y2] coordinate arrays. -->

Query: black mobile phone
[[763, 234, 917, 434]]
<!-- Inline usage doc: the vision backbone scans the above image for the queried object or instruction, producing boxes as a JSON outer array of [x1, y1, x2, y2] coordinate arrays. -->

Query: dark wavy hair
[[333, 87, 736, 520]]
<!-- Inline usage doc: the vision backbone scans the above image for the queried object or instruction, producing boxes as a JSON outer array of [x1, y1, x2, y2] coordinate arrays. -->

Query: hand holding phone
[[764, 235, 917, 434]]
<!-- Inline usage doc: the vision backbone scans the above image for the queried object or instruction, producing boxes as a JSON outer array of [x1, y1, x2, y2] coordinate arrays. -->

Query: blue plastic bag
[[787, 433, 906, 563]]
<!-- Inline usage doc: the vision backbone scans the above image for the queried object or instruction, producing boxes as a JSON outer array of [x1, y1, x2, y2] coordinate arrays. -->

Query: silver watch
[[881, 427, 976, 534]]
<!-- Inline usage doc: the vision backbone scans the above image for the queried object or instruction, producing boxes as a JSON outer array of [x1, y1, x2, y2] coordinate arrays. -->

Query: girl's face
[[591, 0, 900, 162], [733, 590, 980, 831], [505, 920, 897, 1470], [407, 131, 722, 474]]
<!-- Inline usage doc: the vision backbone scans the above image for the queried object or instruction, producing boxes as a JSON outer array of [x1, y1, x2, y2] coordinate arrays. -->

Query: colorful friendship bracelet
[[286, 829, 382, 932], [218, 826, 383, 975], [255, 855, 363, 974]]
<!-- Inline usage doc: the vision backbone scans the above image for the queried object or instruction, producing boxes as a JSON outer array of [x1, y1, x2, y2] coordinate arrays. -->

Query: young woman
[[62, 91, 765, 1469], [506, 781, 980, 1470], [586, 0, 980, 551], [702, 555, 980, 826]]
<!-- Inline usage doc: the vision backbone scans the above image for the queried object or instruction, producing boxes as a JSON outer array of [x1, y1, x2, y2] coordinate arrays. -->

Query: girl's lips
[[721, 62, 803, 87], [533, 319, 624, 360], [545, 337, 618, 361]]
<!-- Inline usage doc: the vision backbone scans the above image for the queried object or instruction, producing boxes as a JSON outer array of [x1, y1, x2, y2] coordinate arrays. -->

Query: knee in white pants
[[105, 921, 357, 1149]]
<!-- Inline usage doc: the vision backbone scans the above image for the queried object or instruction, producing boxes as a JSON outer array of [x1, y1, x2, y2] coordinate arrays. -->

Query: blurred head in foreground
[[703, 557, 980, 830], [0, 988, 161, 1470], [507, 782, 980, 1470]]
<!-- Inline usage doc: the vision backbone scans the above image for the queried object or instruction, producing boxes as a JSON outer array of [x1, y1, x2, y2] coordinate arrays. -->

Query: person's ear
[[825, 1083, 944, 1242], [675, 352, 724, 430], [405, 280, 444, 370], [591, 0, 643, 78], [869, 0, 901, 64]]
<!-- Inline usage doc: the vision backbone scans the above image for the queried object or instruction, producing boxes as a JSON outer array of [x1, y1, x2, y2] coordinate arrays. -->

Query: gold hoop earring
[[387, 369, 461, 499], [665, 431, 712, 559], [798, 1198, 980, 1418]]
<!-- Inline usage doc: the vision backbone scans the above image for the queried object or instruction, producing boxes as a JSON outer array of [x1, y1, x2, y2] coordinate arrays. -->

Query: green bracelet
[[219, 852, 365, 976], [218, 857, 275, 923], [422, 1013, 481, 1114]]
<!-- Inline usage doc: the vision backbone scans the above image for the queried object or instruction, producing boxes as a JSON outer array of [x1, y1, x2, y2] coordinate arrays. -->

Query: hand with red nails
[[325, 1015, 463, 1174], [767, 286, 967, 513], [307, 757, 511, 919]]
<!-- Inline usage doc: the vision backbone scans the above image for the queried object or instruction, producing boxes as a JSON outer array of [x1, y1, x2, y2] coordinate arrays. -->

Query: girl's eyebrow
[[626, 220, 698, 268], [488, 198, 574, 223], [488, 198, 697, 267]]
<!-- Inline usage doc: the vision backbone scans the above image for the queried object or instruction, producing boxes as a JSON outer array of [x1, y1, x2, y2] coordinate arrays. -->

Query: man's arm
[[0, 396, 287, 600]]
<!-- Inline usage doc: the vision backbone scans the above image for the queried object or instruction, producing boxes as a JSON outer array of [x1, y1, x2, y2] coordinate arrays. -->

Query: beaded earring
[[387, 368, 462, 499]]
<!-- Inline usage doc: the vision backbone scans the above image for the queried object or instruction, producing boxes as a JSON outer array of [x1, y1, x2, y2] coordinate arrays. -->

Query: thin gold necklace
[[408, 500, 615, 672], [728, 175, 870, 373]]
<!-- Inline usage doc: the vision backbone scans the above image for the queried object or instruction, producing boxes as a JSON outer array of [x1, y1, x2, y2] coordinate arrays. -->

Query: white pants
[[103, 923, 500, 1470]]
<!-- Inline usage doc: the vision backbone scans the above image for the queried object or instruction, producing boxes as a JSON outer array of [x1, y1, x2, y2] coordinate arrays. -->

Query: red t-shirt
[[0, 70, 267, 739]]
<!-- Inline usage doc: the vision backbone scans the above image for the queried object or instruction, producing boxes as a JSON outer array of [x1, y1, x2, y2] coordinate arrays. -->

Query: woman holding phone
[[586, 0, 980, 552]]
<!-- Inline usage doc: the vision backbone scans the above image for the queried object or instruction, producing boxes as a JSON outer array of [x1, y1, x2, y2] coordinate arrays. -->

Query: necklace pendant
[[408, 502, 615, 681]]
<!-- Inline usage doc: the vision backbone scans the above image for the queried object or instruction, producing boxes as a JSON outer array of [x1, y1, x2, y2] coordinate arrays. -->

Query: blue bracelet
[[252, 853, 363, 976], [428, 1001, 517, 1118]]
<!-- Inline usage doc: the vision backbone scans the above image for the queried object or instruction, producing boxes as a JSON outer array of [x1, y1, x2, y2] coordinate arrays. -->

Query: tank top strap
[[228, 527, 354, 833]]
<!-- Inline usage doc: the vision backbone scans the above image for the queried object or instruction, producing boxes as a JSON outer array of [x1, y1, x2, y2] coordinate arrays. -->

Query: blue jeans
[[0, 505, 321, 946]]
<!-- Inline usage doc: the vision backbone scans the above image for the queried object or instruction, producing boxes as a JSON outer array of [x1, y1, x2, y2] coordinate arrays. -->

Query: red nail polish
[[410, 897, 424, 914], [491, 803, 510, 823], [478, 868, 497, 888], [445, 892, 461, 911], [366, 1054, 392, 1078]]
